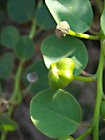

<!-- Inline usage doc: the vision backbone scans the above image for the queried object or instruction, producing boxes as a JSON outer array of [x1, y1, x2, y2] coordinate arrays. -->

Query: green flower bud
[[100, 100, 105, 119], [48, 58, 75, 89]]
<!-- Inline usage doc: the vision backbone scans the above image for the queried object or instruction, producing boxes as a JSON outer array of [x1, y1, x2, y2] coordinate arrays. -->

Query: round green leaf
[[23, 60, 49, 94], [0, 26, 20, 49], [41, 34, 88, 75], [45, 0, 93, 33], [0, 52, 14, 79], [7, 0, 35, 23], [0, 115, 18, 131], [36, 4, 56, 30], [30, 89, 82, 139], [101, 9, 105, 35], [15, 36, 35, 60]]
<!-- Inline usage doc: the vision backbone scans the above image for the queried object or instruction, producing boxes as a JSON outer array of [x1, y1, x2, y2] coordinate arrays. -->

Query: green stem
[[29, 18, 36, 39], [75, 127, 93, 140], [92, 39, 104, 140], [96, 0, 103, 14], [0, 61, 24, 140], [74, 75, 96, 82], [0, 132, 7, 140], [8, 61, 24, 116], [0, 17, 37, 140], [68, 30, 99, 40]]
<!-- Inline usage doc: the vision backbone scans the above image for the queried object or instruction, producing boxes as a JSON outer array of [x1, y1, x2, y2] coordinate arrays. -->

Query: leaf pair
[[1, 26, 35, 61]]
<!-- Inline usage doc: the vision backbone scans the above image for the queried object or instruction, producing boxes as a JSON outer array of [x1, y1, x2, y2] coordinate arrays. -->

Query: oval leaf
[[7, 0, 35, 23], [36, 4, 56, 30], [30, 89, 82, 139], [1, 26, 20, 49], [0, 115, 18, 131], [45, 0, 93, 33], [0, 52, 14, 79], [41, 34, 88, 75], [101, 9, 105, 35], [15, 36, 35, 60], [23, 60, 49, 94]]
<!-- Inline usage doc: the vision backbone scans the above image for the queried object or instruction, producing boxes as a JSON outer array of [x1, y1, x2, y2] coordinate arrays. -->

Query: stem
[[75, 127, 93, 140], [0, 132, 7, 140], [74, 75, 96, 82], [96, 0, 103, 14], [23, 83, 32, 96], [29, 18, 36, 39], [1, 17, 37, 140], [68, 30, 99, 40], [0, 61, 24, 140], [8, 61, 24, 116], [92, 39, 104, 140]]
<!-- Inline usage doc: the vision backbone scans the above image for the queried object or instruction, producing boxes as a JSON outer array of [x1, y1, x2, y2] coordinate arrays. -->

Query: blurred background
[[0, 0, 105, 140]]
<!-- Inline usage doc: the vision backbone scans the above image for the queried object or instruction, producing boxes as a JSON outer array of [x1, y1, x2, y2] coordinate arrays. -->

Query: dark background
[[0, 0, 105, 140]]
